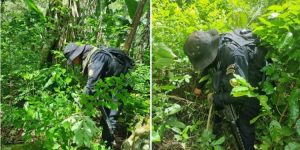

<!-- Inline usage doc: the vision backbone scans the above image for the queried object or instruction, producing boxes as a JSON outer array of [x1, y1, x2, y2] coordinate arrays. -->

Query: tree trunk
[[39, 1, 58, 68], [124, 0, 147, 54], [39, 0, 81, 68]]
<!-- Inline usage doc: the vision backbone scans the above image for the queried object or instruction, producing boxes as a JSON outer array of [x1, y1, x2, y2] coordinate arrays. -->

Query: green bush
[[152, 0, 300, 149]]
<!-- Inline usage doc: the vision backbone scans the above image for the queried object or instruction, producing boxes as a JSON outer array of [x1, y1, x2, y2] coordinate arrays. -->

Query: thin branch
[[279, 104, 289, 123], [206, 103, 214, 130], [167, 95, 194, 104]]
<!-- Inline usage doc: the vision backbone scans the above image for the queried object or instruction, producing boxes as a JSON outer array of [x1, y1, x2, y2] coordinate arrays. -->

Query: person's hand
[[194, 88, 202, 97]]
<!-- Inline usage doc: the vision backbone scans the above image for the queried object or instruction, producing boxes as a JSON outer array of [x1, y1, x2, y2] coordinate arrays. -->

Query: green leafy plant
[[230, 74, 271, 114], [1, 0, 149, 149], [152, 0, 300, 149]]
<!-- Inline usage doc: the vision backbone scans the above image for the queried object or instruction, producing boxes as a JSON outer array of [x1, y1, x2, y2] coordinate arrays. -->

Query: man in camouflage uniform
[[64, 43, 134, 148], [184, 29, 268, 150]]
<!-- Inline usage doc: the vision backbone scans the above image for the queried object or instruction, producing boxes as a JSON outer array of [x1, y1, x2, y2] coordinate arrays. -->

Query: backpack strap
[[81, 47, 101, 74], [216, 34, 225, 70]]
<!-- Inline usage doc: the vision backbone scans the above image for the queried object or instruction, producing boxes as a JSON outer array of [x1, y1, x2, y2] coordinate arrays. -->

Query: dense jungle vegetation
[[152, 0, 300, 149], [1, 0, 149, 149]]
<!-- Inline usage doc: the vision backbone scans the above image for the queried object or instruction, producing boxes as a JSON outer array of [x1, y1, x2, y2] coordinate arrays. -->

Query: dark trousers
[[237, 98, 260, 150], [213, 98, 260, 150], [100, 96, 124, 144]]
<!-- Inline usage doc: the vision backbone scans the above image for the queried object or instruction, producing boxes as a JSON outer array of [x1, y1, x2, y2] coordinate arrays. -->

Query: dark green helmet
[[184, 29, 220, 71]]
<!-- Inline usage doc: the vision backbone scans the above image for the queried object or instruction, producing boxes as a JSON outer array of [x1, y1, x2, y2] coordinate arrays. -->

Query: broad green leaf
[[284, 142, 300, 150], [268, 13, 280, 19], [65, 77, 72, 84], [43, 76, 55, 88], [62, 121, 71, 129], [281, 126, 294, 137], [250, 113, 268, 124], [231, 86, 255, 97], [263, 81, 275, 95], [108, 1, 123, 12], [154, 57, 174, 68], [164, 104, 181, 116], [258, 95, 271, 112], [199, 74, 210, 83], [233, 74, 252, 87], [143, 0, 150, 15], [288, 89, 300, 123], [24, 102, 29, 111], [269, 120, 282, 143], [152, 131, 161, 142], [71, 120, 83, 131], [125, 0, 138, 20], [52, 143, 60, 149], [296, 119, 300, 137], [258, 17, 272, 26], [73, 130, 84, 146], [183, 74, 191, 83], [181, 126, 190, 140], [95, 0, 101, 16], [24, 0, 45, 21], [171, 127, 181, 134], [200, 129, 214, 142], [260, 136, 272, 150], [22, 73, 33, 80], [279, 32, 293, 50], [166, 116, 186, 129], [174, 134, 183, 141], [159, 85, 177, 91], [268, 5, 284, 12], [212, 136, 225, 145], [155, 43, 177, 59], [232, 86, 249, 92], [214, 145, 224, 150], [228, 11, 248, 27]]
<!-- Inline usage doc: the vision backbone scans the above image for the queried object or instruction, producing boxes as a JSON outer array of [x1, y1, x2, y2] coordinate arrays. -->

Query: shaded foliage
[[1, 0, 149, 149]]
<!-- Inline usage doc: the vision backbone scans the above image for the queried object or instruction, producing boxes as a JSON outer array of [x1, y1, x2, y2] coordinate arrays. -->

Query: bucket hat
[[63, 43, 85, 65], [184, 29, 220, 71]]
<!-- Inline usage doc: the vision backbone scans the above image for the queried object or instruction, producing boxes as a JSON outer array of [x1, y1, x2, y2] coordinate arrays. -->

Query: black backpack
[[98, 46, 135, 76], [220, 29, 268, 87]]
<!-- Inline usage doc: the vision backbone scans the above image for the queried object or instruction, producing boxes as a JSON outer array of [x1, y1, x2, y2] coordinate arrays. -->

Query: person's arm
[[84, 53, 110, 95]]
